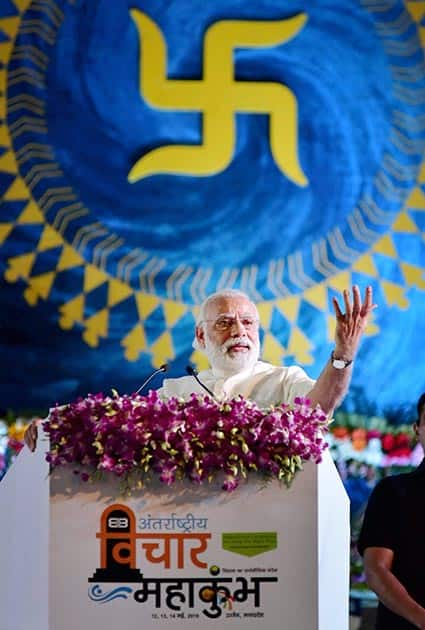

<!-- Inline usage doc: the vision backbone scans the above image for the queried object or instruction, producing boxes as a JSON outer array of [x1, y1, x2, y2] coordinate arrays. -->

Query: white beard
[[204, 334, 260, 375]]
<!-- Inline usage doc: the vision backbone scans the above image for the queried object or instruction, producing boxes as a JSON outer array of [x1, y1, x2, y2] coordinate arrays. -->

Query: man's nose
[[230, 316, 245, 335]]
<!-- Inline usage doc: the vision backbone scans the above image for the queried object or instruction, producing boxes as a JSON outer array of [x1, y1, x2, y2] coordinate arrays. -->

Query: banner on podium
[[50, 465, 321, 629]]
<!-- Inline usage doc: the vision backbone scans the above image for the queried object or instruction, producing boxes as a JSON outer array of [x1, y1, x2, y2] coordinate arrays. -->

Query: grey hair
[[192, 289, 259, 350]]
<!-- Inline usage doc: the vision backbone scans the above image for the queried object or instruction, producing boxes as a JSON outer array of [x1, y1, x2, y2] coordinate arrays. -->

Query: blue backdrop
[[0, 0, 424, 413]]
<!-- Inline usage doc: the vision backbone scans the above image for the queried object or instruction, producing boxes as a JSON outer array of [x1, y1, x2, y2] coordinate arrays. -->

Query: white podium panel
[[0, 442, 49, 630], [0, 446, 349, 630]]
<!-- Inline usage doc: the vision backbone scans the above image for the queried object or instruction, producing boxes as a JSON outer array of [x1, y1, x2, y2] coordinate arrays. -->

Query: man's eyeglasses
[[202, 316, 259, 332]]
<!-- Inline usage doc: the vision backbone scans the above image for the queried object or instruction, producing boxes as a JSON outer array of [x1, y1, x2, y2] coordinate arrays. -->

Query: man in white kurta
[[158, 285, 376, 415], [24, 285, 376, 450], [159, 361, 315, 407]]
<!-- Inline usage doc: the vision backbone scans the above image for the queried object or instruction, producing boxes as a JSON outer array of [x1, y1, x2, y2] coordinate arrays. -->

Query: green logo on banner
[[222, 532, 277, 557]]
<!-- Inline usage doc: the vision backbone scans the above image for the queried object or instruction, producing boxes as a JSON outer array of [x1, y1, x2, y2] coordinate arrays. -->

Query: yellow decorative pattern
[[286, 327, 314, 365], [262, 332, 287, 365], [352, 254, 378, 278], [129, 11, 308, 187], [150, 331, 175, 368], [372, 234, 398, 258], [58, 294, 84, 330], [406, 1, 425, 22], [274, 296, 301, 323], [0, 0, 424, 374], [121, 324, 147, 362], [392, 211, 419, 232]]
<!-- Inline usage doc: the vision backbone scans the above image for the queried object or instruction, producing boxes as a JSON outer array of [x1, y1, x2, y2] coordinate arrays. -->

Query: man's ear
[[196, 325, 206, 349]]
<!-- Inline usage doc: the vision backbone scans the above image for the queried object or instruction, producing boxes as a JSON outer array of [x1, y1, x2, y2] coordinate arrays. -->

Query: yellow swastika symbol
[[129, 11, 308, 187]]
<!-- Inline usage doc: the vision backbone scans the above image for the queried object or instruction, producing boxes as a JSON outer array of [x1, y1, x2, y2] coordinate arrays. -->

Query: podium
[[0, 436, 349, 630]]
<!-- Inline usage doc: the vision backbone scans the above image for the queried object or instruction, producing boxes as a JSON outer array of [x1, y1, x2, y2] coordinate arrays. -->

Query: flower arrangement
[[328, 413, 419, 468], [43, 391, 328, 493]]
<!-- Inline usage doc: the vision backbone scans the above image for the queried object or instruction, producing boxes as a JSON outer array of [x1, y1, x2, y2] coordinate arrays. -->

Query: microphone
[[135, 364, 168, 394], [185, 365, 215, 399]]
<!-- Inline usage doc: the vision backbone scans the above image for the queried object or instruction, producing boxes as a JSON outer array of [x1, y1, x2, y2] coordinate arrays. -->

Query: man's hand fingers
[[24, 421, 38, 452], [343, 289, 352, 317], [352, 285, 361, 316], [361, 285, 378, 317], [332, 296, 345, 320]]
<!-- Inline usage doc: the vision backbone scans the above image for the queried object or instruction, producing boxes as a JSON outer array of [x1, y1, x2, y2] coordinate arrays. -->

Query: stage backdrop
[[0, 0, 424, 413]]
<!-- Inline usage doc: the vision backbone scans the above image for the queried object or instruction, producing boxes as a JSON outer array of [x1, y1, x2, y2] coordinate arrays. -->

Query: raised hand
[[332, 285, 377, 360]]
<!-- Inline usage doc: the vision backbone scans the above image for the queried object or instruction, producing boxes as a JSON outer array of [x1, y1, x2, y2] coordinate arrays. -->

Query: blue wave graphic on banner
[[88, 584, 133, 603]]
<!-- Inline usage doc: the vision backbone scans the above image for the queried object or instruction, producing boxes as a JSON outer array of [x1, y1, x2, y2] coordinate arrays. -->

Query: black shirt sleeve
[[357, 477, 399, 556]]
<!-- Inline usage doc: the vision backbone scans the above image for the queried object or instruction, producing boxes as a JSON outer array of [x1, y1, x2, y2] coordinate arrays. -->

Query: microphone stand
[[185, 365, 216, 399], [135, 364, 168, 394]]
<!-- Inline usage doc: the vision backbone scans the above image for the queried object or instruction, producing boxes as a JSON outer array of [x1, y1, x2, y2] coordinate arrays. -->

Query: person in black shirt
[[358, 392, 425, 629]]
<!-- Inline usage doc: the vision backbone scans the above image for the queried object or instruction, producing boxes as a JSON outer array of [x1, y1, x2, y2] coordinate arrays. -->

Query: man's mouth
[[226, 342, 251, 353]]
